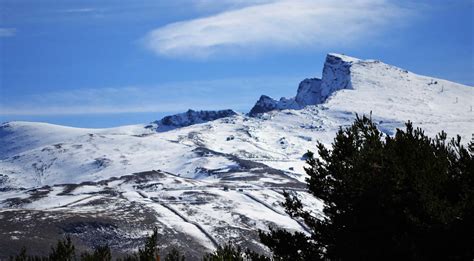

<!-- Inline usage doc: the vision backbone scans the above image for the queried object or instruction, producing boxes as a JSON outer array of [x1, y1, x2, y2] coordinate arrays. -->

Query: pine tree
[[117, 227, 160, 261], [138, 227, 159, 261], [202, 244, 245, 261], [80, 245, 112, 261], [260, 115, 474, 260], [49, 236, 75, 261], [243, 249, 270, 261], [9, 247, 47, 261]]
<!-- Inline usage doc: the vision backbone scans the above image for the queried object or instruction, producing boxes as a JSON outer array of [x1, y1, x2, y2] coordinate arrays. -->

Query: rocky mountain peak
[[249, 53, 359, 116]]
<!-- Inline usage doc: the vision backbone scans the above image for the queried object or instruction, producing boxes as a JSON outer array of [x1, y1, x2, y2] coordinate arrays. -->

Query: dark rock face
[[248, 53, 356, 117], [295, 78, 323, 106], [248, 95, 279, 117], [319, 54, 354, 98], [153, 109, 238, 130]]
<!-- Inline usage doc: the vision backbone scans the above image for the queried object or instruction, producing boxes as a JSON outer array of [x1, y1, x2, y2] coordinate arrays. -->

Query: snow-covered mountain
[[0, 53, 472, 258], [249, 54, 355, 116], [250, 53, 473, 122]]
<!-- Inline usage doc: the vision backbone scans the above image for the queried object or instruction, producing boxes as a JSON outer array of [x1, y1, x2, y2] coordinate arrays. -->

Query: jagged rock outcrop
[[248, 95, 279, 116], [249, 53, 357, 116], [248, 95, 300, 117], [295, 78, 323, 106], [319, 53, 355, 98], [150, 109, 237, 131]]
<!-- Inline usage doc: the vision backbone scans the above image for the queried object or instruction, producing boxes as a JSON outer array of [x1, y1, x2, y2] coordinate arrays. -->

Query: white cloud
[[60, 8, 96, 13], [191, 0, 276, 11], [0, 28, 16, 37], [144, 0, 411, 58]]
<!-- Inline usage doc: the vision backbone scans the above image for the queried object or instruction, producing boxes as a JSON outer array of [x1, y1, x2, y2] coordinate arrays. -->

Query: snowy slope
[[0, 171, 321, 258], [0, 53, 472, 257], [323, 54, 473, 137], [248, 53, 355, 116], [1, 53, 472, 188]]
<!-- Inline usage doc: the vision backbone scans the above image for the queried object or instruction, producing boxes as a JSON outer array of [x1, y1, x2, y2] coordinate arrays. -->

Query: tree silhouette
[[260, 115, 473, 260], [81, 245, 112, 261], [49, 236, 75, 261]]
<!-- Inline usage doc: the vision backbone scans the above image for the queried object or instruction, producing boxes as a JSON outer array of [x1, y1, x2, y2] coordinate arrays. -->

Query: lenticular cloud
[[144, 0, 409, 58]]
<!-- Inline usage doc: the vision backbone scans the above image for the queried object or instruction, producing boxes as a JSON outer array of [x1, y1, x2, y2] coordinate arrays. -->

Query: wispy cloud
[[191, 0, 276, 11], [0, 76, 301, 116], [59, 8, 96, 13], [144, 0, 413, 58], [0, 28, 16, 37]]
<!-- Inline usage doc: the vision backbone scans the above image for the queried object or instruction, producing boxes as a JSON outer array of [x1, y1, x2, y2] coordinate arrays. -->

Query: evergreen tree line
[[10, 116, 473, 261], [9, 227, 266, 261], [10, 227, 182, 261]]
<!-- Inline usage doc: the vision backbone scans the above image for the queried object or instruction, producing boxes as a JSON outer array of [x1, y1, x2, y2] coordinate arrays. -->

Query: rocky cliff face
[[248, 95, 279, 116], [248, 95, 301, 117], [249, 53, 356, 116], [151, 109, 237, 131], [319, 53, 355, 98], [295, 78, 323, 106], [1, 52, 472, 259]]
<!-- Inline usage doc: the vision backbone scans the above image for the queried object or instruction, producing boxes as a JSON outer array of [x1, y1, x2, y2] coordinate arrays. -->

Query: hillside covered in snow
[[0, 53, 472, 258]]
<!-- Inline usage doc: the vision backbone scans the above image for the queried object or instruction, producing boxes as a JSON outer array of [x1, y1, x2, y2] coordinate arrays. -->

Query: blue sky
[[0, 0, 472, 127]]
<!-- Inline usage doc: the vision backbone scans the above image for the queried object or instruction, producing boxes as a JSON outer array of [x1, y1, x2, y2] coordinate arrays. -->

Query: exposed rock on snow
[[2, 52, 473, 188], [151, 109, 238, 131], [295, 78, 323, 106], [318, 53, 354, 99], [249, 53, 361, 116], [0, 53, 472, 258], [1, 53, 473, 188], [248, 95, 281, 116]]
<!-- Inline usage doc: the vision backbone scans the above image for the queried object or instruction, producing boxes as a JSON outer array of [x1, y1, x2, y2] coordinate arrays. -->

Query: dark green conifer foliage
[[259, 228, 319, 260], [118, 227, 160, 261], [81, 245, 112, 261], [9, 247, 48, 261], [49, 236, 76, 261], [10, 247, 28, 261], [202, 244, 245, 261], [164, 248, 185, 261], [243, 249, 270, 261], [138, 227, 159, 261], [202, 243, 270, 261], [260, 115, 474, 260]]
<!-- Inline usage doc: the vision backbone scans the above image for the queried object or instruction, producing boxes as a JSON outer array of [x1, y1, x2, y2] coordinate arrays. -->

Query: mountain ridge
[[149, 109, 238, 132], [1, 53, 472, 188], [0, 53, 472, 258], [249, 53, 357, 116]]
